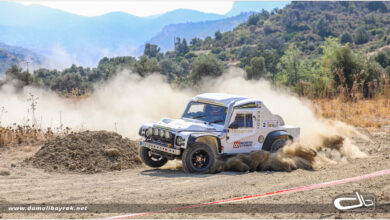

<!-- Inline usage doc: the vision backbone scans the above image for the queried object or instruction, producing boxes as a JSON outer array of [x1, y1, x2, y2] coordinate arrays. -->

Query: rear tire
[[270, 138, 287, 153], [182, 143, 215, 173], [139, 146, 168, 168]]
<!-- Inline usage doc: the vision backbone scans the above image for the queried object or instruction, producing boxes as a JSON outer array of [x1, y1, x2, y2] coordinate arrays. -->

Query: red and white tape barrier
[[106, 169, 390, 219]]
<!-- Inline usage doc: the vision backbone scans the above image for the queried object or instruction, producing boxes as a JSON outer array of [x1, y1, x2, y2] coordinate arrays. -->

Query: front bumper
[[140, 140, 181, 155]]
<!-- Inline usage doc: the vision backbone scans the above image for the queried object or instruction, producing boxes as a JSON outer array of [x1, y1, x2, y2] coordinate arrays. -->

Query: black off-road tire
[[182, 142, 216, 173], [270, 138, 287, 153], [139, 146, 168, 168]]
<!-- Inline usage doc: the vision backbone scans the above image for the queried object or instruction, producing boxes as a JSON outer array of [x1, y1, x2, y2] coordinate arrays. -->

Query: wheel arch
[[188, 134, 222, 154], [262, 130, 293, 151]]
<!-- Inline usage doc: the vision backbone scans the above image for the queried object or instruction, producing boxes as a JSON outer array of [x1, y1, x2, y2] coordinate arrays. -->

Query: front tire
[[182, 142, 215, 173], [139, 146, 168, 168]]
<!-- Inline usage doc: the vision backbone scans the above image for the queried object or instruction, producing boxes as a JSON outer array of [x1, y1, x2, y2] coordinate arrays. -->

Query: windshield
[[182, 101, 227, 125]]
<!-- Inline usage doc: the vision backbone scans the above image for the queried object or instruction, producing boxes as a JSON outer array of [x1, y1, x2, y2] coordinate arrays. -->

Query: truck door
[[224, 109, 259, 154]]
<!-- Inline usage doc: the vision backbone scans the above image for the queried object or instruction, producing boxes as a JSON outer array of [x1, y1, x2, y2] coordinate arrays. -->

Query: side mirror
[[229, 123, 238, 129]]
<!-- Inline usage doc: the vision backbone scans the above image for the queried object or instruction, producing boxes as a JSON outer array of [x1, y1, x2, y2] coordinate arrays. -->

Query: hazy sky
[[20, 1, 236, 17]]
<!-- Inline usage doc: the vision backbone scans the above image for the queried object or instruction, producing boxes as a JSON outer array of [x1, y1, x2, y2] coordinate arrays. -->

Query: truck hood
[[154, 117, 223, 132]]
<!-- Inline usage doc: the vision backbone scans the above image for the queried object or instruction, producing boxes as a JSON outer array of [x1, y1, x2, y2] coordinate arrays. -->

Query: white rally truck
[[138, 93, 300, 173]]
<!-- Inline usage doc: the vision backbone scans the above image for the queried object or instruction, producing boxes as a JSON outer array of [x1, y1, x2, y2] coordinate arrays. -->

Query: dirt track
[[0, 128, 389, 219]]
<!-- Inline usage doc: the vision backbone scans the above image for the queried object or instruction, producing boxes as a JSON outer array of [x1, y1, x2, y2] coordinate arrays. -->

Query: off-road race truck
[[138, 93, 300, 173]]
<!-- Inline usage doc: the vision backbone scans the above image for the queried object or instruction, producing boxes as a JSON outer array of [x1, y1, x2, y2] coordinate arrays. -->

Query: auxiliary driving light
[[164, 130, 171, 139], [153, 128, 159, 136], [146, 127, 152, 137], [159, 129, 165, 137]]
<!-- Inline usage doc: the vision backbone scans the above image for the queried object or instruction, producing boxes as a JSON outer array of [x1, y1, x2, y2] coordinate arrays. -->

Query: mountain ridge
[[0, 42, 43, 74], [148, 12, 253, 51], [0, 1, 286, 67]]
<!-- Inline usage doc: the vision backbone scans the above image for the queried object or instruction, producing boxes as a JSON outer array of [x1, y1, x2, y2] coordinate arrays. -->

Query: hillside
[[197, 1, 390, 55], [0, 42, 43, 75], [148, 12, 252, 51], [181, 1, 390, 77]]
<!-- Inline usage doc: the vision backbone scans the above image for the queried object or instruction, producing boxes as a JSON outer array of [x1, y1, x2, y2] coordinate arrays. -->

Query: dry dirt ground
[[0, 128, 389, 219]]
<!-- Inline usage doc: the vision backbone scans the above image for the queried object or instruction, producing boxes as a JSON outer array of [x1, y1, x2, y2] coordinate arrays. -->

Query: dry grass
[[313, 98, 390, 129], [0, 125, 56, 147]]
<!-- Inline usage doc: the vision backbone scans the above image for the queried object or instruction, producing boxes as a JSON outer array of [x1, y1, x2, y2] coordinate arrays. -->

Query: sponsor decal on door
[[233, 141, 253, 148]]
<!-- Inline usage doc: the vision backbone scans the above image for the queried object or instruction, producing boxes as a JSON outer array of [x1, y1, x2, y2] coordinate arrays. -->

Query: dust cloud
[[210, 135, 362, 173], [0, 73, 191, 136], [0, 68, 367, 171]]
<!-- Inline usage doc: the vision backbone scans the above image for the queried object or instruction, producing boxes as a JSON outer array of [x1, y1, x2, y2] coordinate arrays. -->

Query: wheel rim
[[191, 150, 210, 170]]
